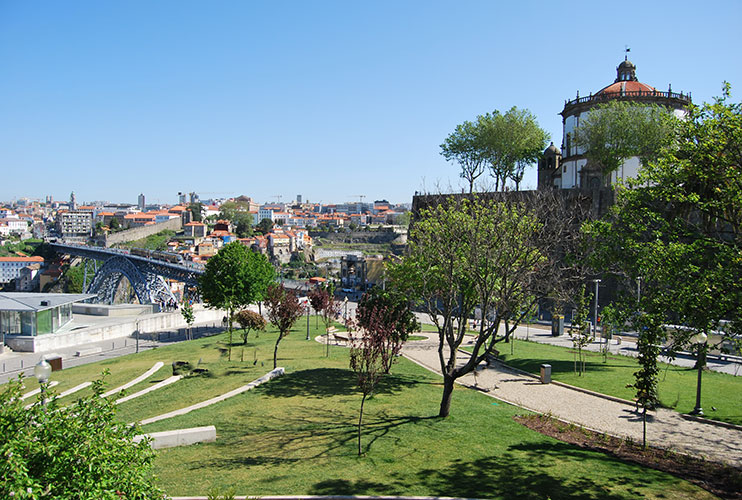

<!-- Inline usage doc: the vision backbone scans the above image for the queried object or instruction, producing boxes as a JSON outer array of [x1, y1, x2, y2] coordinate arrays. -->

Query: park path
[[401, 335, 742, 469]]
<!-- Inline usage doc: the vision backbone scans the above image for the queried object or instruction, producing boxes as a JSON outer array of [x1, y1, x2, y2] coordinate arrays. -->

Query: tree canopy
[[585, 85, 741, 355], [392, 191, 587, 417], [573, 100, 678, 176], [440, 107, 549, 193]]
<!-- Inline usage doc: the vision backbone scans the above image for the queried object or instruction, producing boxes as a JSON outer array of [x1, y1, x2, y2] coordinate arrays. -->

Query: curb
[[679, 412, 742, 431]]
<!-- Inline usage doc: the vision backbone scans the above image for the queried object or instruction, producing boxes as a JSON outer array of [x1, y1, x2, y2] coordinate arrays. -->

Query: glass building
[[0, 293, 94, 338]]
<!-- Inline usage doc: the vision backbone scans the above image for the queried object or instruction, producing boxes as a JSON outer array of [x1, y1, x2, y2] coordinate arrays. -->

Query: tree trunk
[[273, 335, 281, 369], [642, 406, 647, 450], [439, 374, 455, 417], [358, 393, 367, 456], [228, 309, 233, 361]]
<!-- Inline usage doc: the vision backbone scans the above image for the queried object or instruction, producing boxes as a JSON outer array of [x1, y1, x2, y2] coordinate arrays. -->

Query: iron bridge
[[50, 243, 204, 305]]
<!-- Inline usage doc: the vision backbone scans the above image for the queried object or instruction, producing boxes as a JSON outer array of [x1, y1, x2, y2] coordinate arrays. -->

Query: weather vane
[[625, 45, 631, 60]]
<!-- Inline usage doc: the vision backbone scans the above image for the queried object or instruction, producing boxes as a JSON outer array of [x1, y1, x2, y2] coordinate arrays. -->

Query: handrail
[[564, 90, 692, 108]]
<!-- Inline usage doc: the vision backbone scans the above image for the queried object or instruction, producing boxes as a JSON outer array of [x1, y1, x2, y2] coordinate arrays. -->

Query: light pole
[[34, 358, 52, 406], [636, 276, 642, 303], [690, 332, 708, 416], [592, 279, 601, 344], [305, 299, 310, 341]]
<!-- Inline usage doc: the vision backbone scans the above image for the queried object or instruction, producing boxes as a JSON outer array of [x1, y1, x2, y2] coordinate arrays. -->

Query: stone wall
[[101, 217, 183, 247]]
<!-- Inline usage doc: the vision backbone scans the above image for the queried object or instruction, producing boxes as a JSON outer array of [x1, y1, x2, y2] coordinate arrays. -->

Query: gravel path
[[402, 335, 742, 469]]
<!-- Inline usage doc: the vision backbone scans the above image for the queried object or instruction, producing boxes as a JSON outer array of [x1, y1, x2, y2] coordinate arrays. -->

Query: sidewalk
[[401, 335, 742, 468]]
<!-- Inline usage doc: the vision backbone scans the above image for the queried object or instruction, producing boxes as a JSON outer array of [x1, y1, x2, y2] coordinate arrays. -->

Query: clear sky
[[2, 1, 741, 206]]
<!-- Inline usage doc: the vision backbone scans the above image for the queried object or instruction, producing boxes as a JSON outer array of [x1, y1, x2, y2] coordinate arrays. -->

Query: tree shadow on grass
[[256, 368, 422, 399]]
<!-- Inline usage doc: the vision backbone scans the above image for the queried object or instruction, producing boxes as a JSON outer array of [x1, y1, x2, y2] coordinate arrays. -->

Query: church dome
[[544, 142, 561, 156]]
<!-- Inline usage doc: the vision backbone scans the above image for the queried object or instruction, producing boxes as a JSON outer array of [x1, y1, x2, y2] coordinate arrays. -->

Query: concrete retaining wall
[[103, 217, 182, 247], [72, 303, 154, 316], [5, 307, 226, 353], [134, 425, 216, 449]]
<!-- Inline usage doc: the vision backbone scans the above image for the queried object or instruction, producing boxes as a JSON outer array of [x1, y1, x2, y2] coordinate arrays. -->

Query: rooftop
[[0, 292, 96, 312]]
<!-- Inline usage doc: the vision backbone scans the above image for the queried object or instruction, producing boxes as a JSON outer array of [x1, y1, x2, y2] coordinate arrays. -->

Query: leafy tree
[[479, 107, 550, 191], [64, 264, 85, 293], [309, 284, 342, 356], [585, 86, 742, 416], [349, 324, 385, 456], [568, 284, 593, 376], [264, 284, 304, 368], [356, 288, 420, 373], [181, 300, 195, 340], [234, 309, 266, 344], [573, 100, 678, 178], [440, 120, 486, 194], [109, 216, 121, 231], [1, 376, 162, 499], [628, 313, 662, 449], [393, 192, 586, 417], [234, 213, 253, 238], [256, 218, 274, 235], [199, 241, 275, 361], [188, 202, 204, 222]]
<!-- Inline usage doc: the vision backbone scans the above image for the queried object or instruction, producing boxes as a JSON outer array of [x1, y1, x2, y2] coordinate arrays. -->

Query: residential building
[[0, 256, 44, 284], [184, 222, 207, 239], [55, 210, 93, 243]]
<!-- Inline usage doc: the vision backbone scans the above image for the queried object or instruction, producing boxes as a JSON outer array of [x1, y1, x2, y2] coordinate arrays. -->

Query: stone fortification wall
[[102, 218, 182, 247]]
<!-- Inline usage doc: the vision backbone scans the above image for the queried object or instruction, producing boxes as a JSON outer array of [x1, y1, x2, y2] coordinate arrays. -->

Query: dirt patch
[[515, 413, 742, 499]]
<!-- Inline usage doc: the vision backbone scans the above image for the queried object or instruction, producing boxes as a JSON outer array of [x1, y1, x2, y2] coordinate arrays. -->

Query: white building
[[0, 256, 44, 284]]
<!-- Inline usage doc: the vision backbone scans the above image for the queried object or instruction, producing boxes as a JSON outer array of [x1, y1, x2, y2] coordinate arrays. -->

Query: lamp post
[[34, 358, 52, 406], [690, 332, 708, 416], [305, 299, 310, 341], [592, 279, 601, 343]]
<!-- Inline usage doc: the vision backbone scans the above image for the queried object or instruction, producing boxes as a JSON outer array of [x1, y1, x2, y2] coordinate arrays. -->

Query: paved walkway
[[401, 334, 742, 468]]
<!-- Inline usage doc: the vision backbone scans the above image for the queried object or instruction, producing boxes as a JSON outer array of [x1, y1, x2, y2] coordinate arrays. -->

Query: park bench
[[327, 327, 350, 344]]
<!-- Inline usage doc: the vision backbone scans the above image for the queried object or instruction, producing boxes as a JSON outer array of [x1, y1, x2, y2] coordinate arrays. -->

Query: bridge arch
[[86, 255, 176, 305]]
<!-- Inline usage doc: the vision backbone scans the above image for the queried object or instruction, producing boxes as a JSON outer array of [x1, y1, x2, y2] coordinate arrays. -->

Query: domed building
[[538, 57, 692, 194]]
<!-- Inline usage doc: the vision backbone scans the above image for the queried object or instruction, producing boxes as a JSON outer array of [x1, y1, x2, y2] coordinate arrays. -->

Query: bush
[[1, 375, 163, 499]]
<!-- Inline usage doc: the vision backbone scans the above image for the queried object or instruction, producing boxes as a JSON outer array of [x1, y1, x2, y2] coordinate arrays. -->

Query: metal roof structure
[[0, 293, 95, 312]]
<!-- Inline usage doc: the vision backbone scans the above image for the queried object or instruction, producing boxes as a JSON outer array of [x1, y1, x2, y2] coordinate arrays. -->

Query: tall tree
[[573, 100, 678, 178], [585, 86, 742, 411], [440, 120, 486, 194], [264, 284, 304, 368], [188, 202, 204, 222], [199, 241, 275, 361], [479, 107, 550, 191], [393, 192, 586, 417]]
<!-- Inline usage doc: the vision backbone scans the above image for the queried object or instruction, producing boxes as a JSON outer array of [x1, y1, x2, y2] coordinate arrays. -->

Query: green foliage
[[121, 230, 176, 251], [568, 284, 593, 375], [585, 87, 741, 355], [234, 309, 266, 344], [478, 107, 550, 190], [188, 202, 204, 222], [264, 284, 304, 368], [200, 241, 275, 360], [256, 218, 274, 234], [0, 239, 41, 258], [64, 264, 85, 293], [440, 120, 487, 193], [628, 314, 663, 449], [393, 194, 572, 416], [573, 100, 678, 176], [1, 376, 162, 499]]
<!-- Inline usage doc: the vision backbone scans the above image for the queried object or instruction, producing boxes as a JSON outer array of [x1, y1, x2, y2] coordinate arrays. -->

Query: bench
[[326, 327, 350, 344], [75, 347, 102, 357]]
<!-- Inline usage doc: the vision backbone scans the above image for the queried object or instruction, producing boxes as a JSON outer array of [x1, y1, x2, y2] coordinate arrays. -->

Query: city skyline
[[2, 1, 741, 204]]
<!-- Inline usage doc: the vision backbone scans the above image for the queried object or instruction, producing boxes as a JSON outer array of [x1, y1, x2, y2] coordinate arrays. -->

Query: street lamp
[[690, 332, 708, 416], [34, 358, 52, 405], [305, 299, 311, 341], [592, 279, 601, 344]]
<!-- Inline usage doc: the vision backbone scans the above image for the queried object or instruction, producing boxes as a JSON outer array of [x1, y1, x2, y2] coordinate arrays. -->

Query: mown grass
[[13, 320, 719, 498], [491, 335, 742, 425]]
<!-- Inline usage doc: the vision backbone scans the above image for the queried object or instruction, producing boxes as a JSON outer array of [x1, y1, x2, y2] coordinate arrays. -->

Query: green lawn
[[15, 319, 719, 498], [489, 335, 742, 425]]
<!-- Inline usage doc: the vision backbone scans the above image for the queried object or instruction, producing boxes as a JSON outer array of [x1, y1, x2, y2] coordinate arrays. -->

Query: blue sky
[[2, 1, 741, 206]]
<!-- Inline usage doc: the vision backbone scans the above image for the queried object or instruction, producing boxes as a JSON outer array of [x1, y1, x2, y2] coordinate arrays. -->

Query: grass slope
[[14, 320, 718, 499]]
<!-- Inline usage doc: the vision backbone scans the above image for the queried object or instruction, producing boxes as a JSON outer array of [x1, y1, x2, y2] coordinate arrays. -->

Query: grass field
[[15, 320, 720, 499], [489, 335, 742, 426]]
